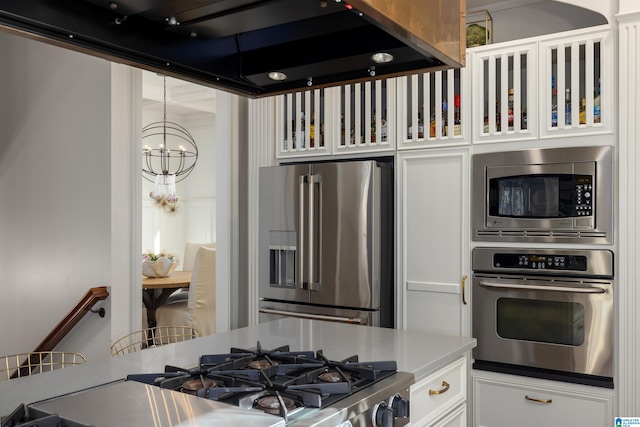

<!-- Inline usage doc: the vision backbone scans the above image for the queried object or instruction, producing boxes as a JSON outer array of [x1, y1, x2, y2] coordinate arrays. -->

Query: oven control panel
[[493, 253, 588, 271]]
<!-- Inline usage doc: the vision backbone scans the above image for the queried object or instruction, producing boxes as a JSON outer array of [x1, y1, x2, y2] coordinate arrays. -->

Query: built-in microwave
[[472, 146, 613, 244]]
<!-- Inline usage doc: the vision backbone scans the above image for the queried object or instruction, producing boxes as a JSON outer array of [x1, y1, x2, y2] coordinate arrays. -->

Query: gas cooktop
[[4, 342, 414, 427]]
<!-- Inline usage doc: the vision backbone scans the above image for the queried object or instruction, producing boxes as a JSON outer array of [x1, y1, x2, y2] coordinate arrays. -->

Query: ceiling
[[143, 72, 217, 116]]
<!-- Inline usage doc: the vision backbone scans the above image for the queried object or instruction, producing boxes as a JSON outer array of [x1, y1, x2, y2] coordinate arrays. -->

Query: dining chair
[[182, 241, 216, 272], [155, 247, 216, 336], [167, 241, 216, 303], [110, 326, 200, 356], [0, 351, 86, 382]]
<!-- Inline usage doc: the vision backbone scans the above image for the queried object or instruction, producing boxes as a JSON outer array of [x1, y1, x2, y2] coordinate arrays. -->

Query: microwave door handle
[[478, 280, 606, 294]]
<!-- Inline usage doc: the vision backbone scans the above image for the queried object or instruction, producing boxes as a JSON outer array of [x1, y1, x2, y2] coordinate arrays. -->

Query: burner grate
[[125, 341, 399, 418]]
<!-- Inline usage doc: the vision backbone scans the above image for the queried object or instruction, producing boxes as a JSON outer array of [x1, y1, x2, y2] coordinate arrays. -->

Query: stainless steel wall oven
[[472, 146, 613, 244], [472, 247, 614, 388]]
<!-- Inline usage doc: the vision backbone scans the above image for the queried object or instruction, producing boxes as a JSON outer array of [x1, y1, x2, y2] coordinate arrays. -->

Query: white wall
[[479, 1, 608, 43], [0, 31, 113, 360]]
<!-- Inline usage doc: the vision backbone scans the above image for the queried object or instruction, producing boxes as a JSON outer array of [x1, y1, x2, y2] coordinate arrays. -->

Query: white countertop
[[0, 319, 476, 416]]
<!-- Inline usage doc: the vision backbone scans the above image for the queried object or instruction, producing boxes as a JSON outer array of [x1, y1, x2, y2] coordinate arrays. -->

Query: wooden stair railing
[[12, 286, 109, 379]]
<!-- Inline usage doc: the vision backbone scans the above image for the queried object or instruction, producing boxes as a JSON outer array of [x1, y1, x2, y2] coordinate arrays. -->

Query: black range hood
[[0, 0, 465, 98]]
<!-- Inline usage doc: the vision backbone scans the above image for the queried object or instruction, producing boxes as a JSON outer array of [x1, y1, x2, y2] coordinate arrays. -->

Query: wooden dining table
[[142, 271, 191, 327]]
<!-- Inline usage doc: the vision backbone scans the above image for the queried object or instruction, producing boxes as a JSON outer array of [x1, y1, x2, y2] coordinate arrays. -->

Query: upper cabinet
[[275, 89, 331, 158], [470, 25, 612, 145], [470, 40, 538, 143], [538, 27, 612, 138], [275, 80, 397, 158], [396, 68, 471, 149], [332, 80, 397, 156], [271, 25, 613, 159]]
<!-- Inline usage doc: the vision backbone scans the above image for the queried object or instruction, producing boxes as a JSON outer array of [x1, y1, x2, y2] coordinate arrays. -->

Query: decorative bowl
[[142, 257, 179, 278]]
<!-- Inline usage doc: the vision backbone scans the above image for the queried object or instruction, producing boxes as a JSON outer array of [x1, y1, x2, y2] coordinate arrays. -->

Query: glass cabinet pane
[[547, 39, 601, 129]]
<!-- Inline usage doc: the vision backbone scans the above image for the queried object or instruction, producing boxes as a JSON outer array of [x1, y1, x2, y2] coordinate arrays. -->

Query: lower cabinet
[[430, 403, 466, 427], [410, 355, 468, 427], [472, 372, 614, 427]]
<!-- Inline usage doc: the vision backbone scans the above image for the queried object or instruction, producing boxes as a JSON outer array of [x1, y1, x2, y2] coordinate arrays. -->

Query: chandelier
[[142, 75, 198, 209]]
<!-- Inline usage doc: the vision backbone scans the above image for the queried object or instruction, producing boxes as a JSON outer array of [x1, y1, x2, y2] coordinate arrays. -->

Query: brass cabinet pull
[[429, 381, 450, 395], [461, 275, 468, 305], [525, 395, 553, 404]]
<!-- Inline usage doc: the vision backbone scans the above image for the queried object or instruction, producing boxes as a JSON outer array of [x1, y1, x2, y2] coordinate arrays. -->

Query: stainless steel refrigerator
[[258, 160, 394, 327]]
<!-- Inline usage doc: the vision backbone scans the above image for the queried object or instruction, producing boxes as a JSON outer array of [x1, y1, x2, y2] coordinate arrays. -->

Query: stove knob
[[372, 401, 394, 427], [389, 393, 410, 418]]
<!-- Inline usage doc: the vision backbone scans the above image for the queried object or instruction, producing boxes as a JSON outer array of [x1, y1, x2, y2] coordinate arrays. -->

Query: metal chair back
[[110, 326, 200, 356], [0, 351, 86, 382]]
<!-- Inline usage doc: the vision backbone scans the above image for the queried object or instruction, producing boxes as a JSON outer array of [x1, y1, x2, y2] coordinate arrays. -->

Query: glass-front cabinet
[[470, 25, 612, 144], [275, 89, 330, 158], [539, 27, 612, 137], [471, 40, 538, 143], [397, 68, 470, 149], [332, 79, 396, 155], [275, 80, 396, 158], [272, 25, 613, 158]]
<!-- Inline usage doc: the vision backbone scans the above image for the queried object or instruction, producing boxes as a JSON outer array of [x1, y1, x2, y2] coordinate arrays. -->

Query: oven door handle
[[259, 307, 366, 324], [478, 280, 607, 294]]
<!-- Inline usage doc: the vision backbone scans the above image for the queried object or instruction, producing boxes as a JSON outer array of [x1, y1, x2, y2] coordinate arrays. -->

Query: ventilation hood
[[0, 0, 465, 98]]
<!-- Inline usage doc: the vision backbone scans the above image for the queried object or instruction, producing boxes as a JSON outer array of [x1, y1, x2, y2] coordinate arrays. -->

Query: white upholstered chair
[[182, 241, 216, 271], [168, 241, 216, 303], [155, 247, 216, 336]]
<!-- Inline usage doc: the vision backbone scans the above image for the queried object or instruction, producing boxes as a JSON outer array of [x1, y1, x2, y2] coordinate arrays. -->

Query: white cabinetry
[[429, 403, 466, 427], [274, 80, 396, 159], [398, 149, 469, 335], [410, 355, 468, 427], [275, 89, 331, 158], [469, 24, 612, 145], [470, 39, 538, 143], [538, 27, 613, 138], [473, 372, 614, 427], [396, 68, 470, 149]]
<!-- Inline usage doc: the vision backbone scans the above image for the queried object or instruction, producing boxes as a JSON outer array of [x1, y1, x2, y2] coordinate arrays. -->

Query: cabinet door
[[332, 79, 396, 155], [398, 149, 470, 335], [275, 89, 331, 158], [538, 26, 613, 138], [470, 40, 538, 144], [433, 403, 466, 427], [412, 403, 466, 427], [410, 356, 467, 426], [397, 68, 470, 149], [473, 376, 613, 427]]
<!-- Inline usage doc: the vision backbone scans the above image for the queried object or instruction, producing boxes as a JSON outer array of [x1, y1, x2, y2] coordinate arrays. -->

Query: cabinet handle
[[525, 395, 553, 404], [429, 381, 450, 395], [461, 275, 467, 305]]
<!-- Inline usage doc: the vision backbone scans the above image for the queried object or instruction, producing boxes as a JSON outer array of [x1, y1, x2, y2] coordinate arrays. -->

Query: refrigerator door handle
[[299, 173, 322, 292], [298, 175, 307, 290], [259, 307, 365, 324], [308, 173, 322, 292]]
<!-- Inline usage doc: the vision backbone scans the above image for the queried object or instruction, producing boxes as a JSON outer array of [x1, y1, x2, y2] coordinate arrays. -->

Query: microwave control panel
[[575, 175, 593, 216], [493, 253, 588, 272]]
